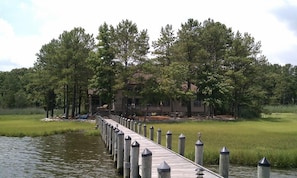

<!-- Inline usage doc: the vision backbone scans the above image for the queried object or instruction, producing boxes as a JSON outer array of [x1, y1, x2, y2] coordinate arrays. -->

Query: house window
[[161, 100, 170, 107], [194, 100, 202, 107]]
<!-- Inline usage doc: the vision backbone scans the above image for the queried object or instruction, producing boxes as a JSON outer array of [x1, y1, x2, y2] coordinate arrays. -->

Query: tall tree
[[196, 19, 233, 116], [88, 22, 117, 114], [58, 27, 94, 118], [152, 24, 176, 66], [175, 18, 201, 117], [225, 31, 264, 118], [35, 27, 94, 118], [111, 19, 150, 112]]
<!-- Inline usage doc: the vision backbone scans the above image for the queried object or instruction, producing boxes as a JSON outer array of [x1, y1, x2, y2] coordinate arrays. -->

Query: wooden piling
[[157, 161, 171, 178], [130, 141, 140, 178], [124, 135, 131, 178], [219, 147, 229, 178], [257, 157, 270, 178], [142, 148, 152, 178], [117, 131, 124, 174], [157, 128, 162, 144], [166, 130, 172, 150]]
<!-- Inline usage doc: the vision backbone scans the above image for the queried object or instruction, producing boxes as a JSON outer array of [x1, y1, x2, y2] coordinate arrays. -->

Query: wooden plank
[[104, 119, 222, 178]]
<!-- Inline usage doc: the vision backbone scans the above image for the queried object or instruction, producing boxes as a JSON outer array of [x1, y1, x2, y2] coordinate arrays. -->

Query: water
[[1, 134, 296, 178], [0, 133, 120, 178]]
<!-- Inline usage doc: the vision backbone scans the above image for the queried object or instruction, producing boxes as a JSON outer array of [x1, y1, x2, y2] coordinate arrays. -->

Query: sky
[[1, 0, 297, 71]]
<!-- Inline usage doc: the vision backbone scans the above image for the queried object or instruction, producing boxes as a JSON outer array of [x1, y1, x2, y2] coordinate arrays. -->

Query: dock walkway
[[102, 117, 222, 178]]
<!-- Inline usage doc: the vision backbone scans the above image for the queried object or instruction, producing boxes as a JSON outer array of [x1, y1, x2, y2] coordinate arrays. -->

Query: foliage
[[1, 18, 297, 119], [34, 27, 95, 118], [88, 23, 117, 113]]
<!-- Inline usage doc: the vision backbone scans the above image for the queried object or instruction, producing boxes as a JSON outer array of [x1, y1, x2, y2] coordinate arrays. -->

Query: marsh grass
[[145, 113, 297, 168], [264, 105, 297, 113], [0, 115, 96, 137]]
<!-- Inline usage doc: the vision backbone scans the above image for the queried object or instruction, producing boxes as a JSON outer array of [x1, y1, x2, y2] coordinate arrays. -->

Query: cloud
[[0, 60, 19, 72], [0, 18, 41, 70], [273, 4, 297, 36], [1, 0, 297, 71]]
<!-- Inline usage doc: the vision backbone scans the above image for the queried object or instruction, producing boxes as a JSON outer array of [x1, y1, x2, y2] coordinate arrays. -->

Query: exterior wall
[[112, 90, 205, 116]]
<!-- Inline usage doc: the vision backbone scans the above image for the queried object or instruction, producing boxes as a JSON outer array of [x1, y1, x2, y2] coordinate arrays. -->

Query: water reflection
[[0, 133, 120, 178]]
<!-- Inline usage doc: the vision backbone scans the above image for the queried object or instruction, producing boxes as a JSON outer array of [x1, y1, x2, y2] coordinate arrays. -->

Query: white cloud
[[0, 18, 41, 70], [1, 0, 297, 71]]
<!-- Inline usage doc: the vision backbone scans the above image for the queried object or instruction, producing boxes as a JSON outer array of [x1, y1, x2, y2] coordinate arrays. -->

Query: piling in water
[[195, 139, 204, 165], [257, 157, 270, 178], [219, 146, 229, 178]]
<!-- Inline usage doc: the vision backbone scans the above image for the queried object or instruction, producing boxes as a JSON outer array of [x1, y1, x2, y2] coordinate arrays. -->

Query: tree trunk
[[65, 84, 69, 119], [187, 80, 192, 117], [71, 83, 77, 118], [78, 87, 82, 115]]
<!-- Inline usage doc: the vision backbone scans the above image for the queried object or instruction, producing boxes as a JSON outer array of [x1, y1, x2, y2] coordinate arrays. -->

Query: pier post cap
[[125, 135, 131, 140], [157, 128, 161, 131], [131, 141, 140, 147], [195, 139, 204, 146], [114, 128, 120, 133], [143, 124, 146, 127], [166, 130, 172, 135], [220, 146, 230, 154], [138, 123, 142, 126], [117, 130, 124, 135], [179, 133, 186, 138], [142, 148, 152, 157], [258, 157, 270, 167], [157, 161, 171, 173], [150, 126, 154, 129]]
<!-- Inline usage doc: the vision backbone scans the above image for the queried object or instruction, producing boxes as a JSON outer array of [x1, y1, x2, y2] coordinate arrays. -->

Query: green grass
[[144, 113, 297, 168], [0, 114, 98, 137]]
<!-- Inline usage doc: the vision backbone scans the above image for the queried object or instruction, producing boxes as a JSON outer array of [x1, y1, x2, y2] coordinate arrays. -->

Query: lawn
[[0, 114, 98, 137], [143, 113, 297, 168]]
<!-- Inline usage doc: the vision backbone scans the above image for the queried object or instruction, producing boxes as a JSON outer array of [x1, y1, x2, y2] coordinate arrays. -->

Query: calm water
[[0, 133, 120, 178]]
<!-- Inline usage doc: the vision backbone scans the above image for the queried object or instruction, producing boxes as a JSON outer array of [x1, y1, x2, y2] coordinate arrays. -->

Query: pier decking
[[100, 117, 222, 178]]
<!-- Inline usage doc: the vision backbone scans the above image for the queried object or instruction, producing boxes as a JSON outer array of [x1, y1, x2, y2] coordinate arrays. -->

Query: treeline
[[1, 18, 297, 118]]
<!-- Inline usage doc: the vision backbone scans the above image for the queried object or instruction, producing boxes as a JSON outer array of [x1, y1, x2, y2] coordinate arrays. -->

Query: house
[[89, 87, 206, 117]]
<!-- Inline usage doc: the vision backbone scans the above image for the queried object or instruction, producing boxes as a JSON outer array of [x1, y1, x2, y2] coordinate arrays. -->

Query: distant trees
[[0, 68, 32, 108], [1, 18, 297, 119]]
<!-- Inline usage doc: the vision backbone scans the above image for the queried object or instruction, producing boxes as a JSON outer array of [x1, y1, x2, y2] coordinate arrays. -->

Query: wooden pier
[[99, 116, 222, 178]]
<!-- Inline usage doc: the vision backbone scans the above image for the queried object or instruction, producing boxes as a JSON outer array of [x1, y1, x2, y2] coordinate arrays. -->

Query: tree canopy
[[1, 18, 297, 119]]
